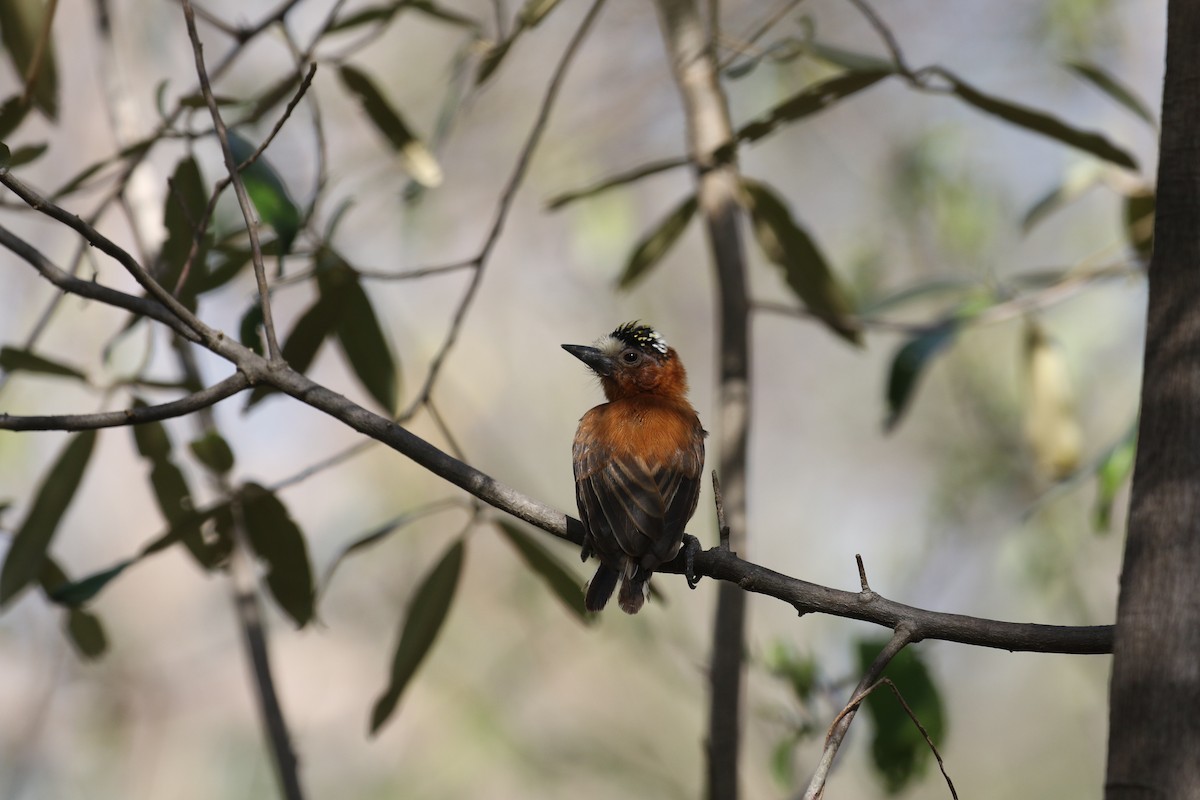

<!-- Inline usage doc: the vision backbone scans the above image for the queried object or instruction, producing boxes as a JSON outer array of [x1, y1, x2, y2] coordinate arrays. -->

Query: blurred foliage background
[[0, 0, 1160, 797]]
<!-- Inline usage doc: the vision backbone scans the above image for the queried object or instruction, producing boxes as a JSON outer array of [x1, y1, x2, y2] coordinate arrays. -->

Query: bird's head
[[562, 322, 689, 401]]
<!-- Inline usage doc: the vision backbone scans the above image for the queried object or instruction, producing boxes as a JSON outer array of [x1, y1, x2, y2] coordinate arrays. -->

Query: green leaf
[[742, 178, 861, 345], [65, 608, 108, 659], [0, 0, 59, 120], [189, 432, 235, 475], [244, 289, 341, 408], [940, 70, 1138, 170], [0, 345, 86, 380], [409, 0, 480, 29], [159, 156, 211, 305], [1094, 427, 1137, 532], [617, 195, 697, 290], [856, 638, 946, 795], [48, 560, 132, 607], [239, 483, 315, 627], [338, 65, 442, 187], [476, 36, 516, 86], [764, 640, 818, 703], [885, 321, 958, 432], [329, 1, 406, 32], [316, 249, 399, 414], [496, 521, 589, 623], [770, 732, 800, 790], [238, 303, 265, 356], [1066, 61, 1156, 127], [227, 131, 302, 255], [6, 141, 46, 167], [804, 40, 896, 73], [737, 70, 891, 146], [0, 95, 31, 140], [1124, 188, 1155, 263], [0, 430, 98, 606], [518, 0, 563, 27], [131, 411, 172, 461], [1020, 162, 1103, 233], [370, 539, 464, 734]]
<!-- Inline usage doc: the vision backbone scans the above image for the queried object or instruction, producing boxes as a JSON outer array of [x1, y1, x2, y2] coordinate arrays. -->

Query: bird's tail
[[617, 567, 650, 615], [585, 564, 620, 612]]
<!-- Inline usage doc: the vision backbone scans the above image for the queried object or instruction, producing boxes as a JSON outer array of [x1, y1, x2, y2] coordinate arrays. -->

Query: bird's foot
[[682, 534, 701, 589]]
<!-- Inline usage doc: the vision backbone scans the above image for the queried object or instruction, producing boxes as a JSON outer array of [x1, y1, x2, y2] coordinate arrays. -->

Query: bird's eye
[[622, 350, 640, 364]]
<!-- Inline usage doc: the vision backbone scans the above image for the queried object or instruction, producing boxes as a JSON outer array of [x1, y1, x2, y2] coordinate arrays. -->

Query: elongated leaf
[[1023, 323, 1082, 480], [940, 70, 1137, 170], [764, 640, 819, 703], [0, 95, 31, 140], [0, 0, 59, 120], [48, 560, 132, 607], [371, 539, 464, 734], [1066, 61, 1156, 127], [618, 195, 696, 290], [0, 140, 9, 169], [159, 156, 210, 304], [496, 521, 589, 623], [244, 292, 341, 408], [805, 40, 896, 73], [1094, 427, 1137, 532], [742, 178, 861, 344], [202, 237, 281, 294], [65, 608, 108, 659], [239, 483, 315, 627], [0, 346, 86, 380], [410, 0, 480, 29], [316, 249, 399, 413], [243, 71, 302, 126], [189, 431, 235, 475], [476, 36, 516, 86], [737, 70, 891, 145], [885, 322, 957, 432], [1020, 161, 1104, 233], [518, 0, 563, 27], [7, 141, 46, 167], [0, 430, 97, 606], [339, 65, 442, 187], [855, 639, 946, 794], [227, 131, 302, 255], [1124, 188, 1155, 262], [329, 1, 407, 32]]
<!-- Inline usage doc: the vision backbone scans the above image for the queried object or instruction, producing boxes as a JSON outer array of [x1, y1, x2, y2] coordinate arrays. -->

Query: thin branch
[[0, 223, 200, 342], [717, 0, 804, 69], [843, 0, 912, 76], [181, 0, 282, 361], [802, 625, 915, 800], [712, 471, 731, 551], [0, 372, 249, 431], [227, 492, 306, 800], [544, 156, 690, 211], [409, 0, 609, 411], [174, 62, 317, 297]]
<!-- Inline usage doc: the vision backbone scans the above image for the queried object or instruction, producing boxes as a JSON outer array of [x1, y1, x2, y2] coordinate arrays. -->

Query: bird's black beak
[[562, 344, 615, 377]]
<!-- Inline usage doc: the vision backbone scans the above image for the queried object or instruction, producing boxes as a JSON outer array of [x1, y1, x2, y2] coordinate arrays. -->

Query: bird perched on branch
[[563, 322, 705, 614]]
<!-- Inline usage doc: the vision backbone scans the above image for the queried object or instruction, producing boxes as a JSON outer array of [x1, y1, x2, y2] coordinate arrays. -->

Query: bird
[[562, 322, 706, 614]]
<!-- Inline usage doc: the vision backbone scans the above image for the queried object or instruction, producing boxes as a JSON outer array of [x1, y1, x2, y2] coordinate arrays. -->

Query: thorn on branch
[[856, 553, 871, 593]]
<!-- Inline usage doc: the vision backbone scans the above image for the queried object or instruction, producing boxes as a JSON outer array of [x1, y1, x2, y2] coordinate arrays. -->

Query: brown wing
[[573, 411, 704, 571]]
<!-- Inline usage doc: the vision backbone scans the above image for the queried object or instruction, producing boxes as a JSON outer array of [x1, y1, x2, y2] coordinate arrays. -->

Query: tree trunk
[[1106, 3, 1200, 797]]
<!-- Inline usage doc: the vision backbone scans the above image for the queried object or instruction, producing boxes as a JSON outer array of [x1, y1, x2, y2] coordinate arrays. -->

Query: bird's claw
[[683, 534, 701, 589]]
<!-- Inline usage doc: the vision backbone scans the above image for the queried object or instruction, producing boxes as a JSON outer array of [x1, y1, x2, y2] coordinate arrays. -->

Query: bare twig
[[409, 0, 609, 412], [717, 0, 804, 69], [0, 372, 249, 431], [802, 625, 915, 800], [855, 554, 870, 593], [543, 156, 691, 211], [181, 0, 282, 361], [227, 493, 306, 800], [174, 62, 319, 296]]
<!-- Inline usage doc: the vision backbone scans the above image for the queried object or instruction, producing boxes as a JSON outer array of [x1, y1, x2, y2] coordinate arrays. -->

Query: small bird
[[562, 322, 705, 614]]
